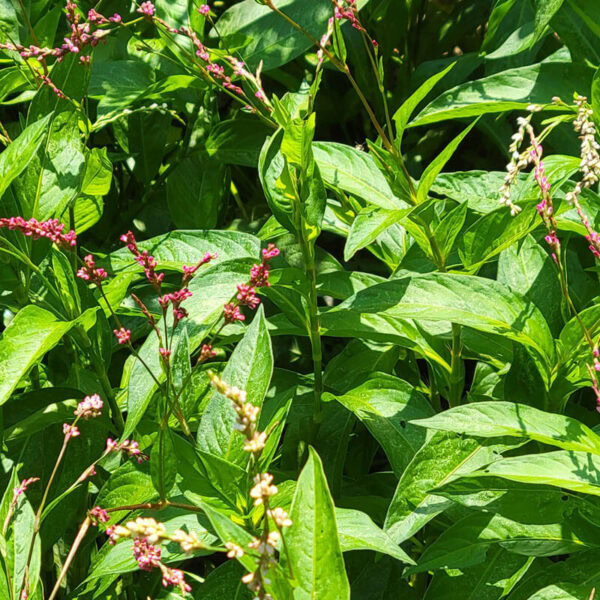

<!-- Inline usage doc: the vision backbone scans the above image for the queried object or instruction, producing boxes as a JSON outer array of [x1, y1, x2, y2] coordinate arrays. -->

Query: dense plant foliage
[[4, 0, 600, 598]]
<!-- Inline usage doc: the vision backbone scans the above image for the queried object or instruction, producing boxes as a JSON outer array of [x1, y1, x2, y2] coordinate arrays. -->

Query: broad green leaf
[[528, 583, 597, 600], [0, 305, 75, 406], [105, 230, 260, 275], [167, 155, 226, 230], [197, 305, 273, 466], [566, 0, 600, 37], [95, 461, 157, 525], [344, 207, 407, 261], [393, 63, 455, 148], [0, 114, 51, 212], [411, 402, 600, 455], [287, 447, 350, 600], [81, 148, 112, 197], [326, 273, 555, 384], [259, 128, 296, 232], [408, 511, 600, 574], [416, 120, 478, 204], [4, 399, 78, 441], [14, 109, 85, 221], [329, 373, 434, 477], [424, 547, 533, 600], [384, 432, 519, 543], [474, 450, 600, 496], [410, 63, 593, 127], [193, 499, 256, 573], [335, 508, 415, 564], [212, 0, 347, 71], [198, 561, 252, 599], [206, 117, 272, 167], [434, 201, 468, 262], [498, 234, 563, 336], [313, 142, 408, 210]]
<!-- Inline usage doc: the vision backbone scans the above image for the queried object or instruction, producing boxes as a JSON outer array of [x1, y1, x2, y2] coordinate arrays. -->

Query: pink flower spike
[[250, 262, 270, 288], [137, 1, 155, 16], [105, 437, 118, 452], [159, 347, 171, 360], [161, 567, 192, 593], [134, 538, 162, 571], [223, 302, 245, 324], [114, 328, 131, 345], [75, 394, 103, 419], [12, 477, 39, 505], [89, 506, 110, 524], [63, 423, 80, 440], [0, 217, 76, 248], [198, 4, 210, 15], [109, 13, 122, 22], [199, 343, 216, 363]]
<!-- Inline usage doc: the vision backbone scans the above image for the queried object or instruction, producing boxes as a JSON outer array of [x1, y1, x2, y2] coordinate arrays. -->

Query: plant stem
[[47, 517, 91, 600], [448, 323, 463, 407]]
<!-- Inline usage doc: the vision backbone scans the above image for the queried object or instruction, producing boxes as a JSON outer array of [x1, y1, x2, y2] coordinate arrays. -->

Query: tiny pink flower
[[63, 423, 80, 440], [109, 13, 122, 22], [114, 328, 131, 345], [137, 1, 155, 16], [12, 478, 39, 505], [236, 284, 260, 309], [199, 344, 216, 362], [89, 506, 110, 524], [75, 394, 103, 419], [161, 567, 192, 593], [198, 4, 210, 15], [159, 347, 171, 360]]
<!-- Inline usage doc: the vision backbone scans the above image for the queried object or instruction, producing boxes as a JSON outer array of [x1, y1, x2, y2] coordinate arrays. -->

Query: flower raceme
[[0, 217, 77, 248]]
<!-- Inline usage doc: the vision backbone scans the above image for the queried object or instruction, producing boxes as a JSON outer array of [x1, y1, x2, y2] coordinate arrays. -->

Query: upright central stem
[[298, 232, 324, 424]]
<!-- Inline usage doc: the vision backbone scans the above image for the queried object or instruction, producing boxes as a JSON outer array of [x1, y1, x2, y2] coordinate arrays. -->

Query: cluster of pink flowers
[[63, 423, 80, 440], [113, 327, 131, 345], [89, 505, 109, 524], [198, 4, 210, 16], [137, 1, 155, 17], [333, 0, 365, 32], [223, 244, 279, 324], [1, 1, 120, 66], [0, 217, 77, 248], [134, 537, 162, 570], [106, 438, 147, 463], [77, 255, 108, 285], [75, 394, 103, 419], [120, 231, 164, 291]]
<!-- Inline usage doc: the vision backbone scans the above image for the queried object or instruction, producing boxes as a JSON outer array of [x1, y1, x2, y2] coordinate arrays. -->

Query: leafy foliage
[[2, 0, 600, 599]]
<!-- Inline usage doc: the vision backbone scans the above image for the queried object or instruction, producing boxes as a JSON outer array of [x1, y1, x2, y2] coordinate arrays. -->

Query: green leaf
[[281, 113, 316, 171], [81, 148, 112, 197], [212, 0, 336, 71], [51, 248, 81, 319], [344, 207, 407, 261], [105, 230, 260, 275], [313, 142, 408, 210], [408, 511, 599, 574], [0, 306, 75, 406], [328, 373, 434, 477], [0, 114, 51, 212], [287, 447, 350, 600], [434, 201, 468, 262], [416, 120, 478, 204], [411, 402, 600, 455], [423, 547, 533, 600], [393, 63, 455, 148], [474, 450, 600, 496], [384, 432, 519, 543], [206, 117, 271, 167], [197, 305, 273, 466], [410, 63, 593, 127], [335, 508, 415, 564], [167, 155, 226, 230], [327, 273, 555, 384], [198, 561, 252, 599]]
